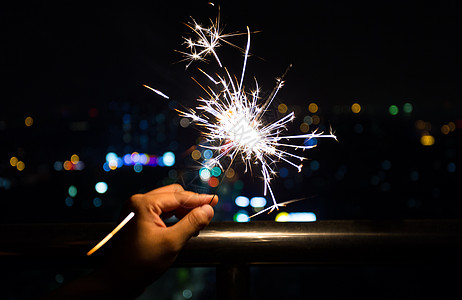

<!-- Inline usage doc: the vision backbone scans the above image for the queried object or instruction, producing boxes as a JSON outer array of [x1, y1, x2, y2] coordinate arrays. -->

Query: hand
[[44, 184, 218, 300], [107, 184, 217, 290]]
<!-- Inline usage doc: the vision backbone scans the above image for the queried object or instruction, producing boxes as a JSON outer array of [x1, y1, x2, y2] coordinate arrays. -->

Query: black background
[[1, 1, 461, 298]]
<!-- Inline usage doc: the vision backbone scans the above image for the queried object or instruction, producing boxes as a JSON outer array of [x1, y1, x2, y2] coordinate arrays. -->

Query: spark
[[175, 10, 249, 69], [143, 84, 170, 99], [176, 12, 337, 215]]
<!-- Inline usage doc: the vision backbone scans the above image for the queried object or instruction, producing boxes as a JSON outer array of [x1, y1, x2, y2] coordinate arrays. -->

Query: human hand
[[101, 184, 218, 297], [45, 184, 218, 300]]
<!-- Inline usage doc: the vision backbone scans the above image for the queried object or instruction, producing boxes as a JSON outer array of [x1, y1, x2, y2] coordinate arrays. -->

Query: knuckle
[[129, 194, 143, 206], [170, 183, 184, 192]]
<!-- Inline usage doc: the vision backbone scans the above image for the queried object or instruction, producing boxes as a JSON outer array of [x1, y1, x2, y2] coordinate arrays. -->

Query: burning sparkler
[[88, 8, 336, 256], [175, 11, 337, 216]]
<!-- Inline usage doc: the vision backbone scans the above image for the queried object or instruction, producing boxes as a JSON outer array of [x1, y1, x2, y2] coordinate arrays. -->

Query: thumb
[[171, 204, 214, 245]]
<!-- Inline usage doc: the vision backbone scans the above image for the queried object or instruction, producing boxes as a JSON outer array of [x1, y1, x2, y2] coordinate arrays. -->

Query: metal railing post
[[217, 263, 250, 300]]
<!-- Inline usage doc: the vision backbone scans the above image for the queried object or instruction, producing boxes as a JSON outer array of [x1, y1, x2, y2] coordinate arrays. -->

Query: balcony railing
[[1, 220, 462, 299]]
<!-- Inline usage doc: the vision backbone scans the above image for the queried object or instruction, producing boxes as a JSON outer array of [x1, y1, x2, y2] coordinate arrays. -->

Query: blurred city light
[[250, 197, 266, 208], [275, 212, 316, 222], [235, 196, 250, 207], [103, 151, 175, 172], [388, 105, 399, 116], [95, 182, 108, 194], [308, 103, 318, 113], [199, 168, 211, 181], [233, 210, 249, 222], [68, 185, 77, 198], [420, 135, 435, 146], [351, 103, 361, 114]]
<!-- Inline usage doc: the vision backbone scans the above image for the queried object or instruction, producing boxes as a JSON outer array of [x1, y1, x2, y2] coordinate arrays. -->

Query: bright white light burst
[[176, 12, 337, 216]]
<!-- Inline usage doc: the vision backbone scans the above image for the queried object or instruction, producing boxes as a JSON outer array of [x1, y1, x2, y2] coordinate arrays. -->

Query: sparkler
[[175, 11, 337, 216], [88, 8, 336, 256]]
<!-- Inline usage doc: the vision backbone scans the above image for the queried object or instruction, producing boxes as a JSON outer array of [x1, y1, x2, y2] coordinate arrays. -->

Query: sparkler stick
[[87, 212, 135, 256]]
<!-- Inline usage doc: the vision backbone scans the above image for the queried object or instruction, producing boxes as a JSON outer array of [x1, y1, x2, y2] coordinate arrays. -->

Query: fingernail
[[200, 204, 214, 219]]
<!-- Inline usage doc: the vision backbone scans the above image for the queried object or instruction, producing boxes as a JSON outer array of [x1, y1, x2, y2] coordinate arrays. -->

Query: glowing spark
[[87, 212, 135, 256], [176, 13, 337, 215], [175, 10, 249, 69], [143, 84, 170, 99]]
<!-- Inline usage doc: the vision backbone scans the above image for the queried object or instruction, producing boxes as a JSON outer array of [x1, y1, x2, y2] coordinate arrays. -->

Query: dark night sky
[[2, 1, 460, 107], [1, 1, 461, 222]]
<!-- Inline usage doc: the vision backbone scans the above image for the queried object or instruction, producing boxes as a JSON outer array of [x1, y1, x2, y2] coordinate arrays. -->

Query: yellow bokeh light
[[299, 122, 310, 133], [275, 211, 290, 222], [25, 116, 34, 127], [448, 122, 456, 132], [351, 103, 361, 114], [10, 156, 18, 167], [277, 103, 288, 114], [191, 149, 201, 160], [420, 135, 435, 146], [71, 154, 80, 164], [308, 103, 318, 114], [16, 161, 25, 171]]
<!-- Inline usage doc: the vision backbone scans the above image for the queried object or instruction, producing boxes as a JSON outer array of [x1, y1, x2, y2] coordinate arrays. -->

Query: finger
[[142, 191, 215, 215], [208, 194, 219, 207], [172, 194, 218, 219], [169, 204, 214, 245], [145, 183, 184, 195]]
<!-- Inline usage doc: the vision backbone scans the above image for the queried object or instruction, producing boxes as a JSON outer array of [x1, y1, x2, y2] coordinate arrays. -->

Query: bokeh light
[[68, 185, 77, 198], [233, 210, 249, 222], [278, 103, 288, 114], [191, 149, 201, 160], [250, 197, 266, 208], [225, 168, 235, 179], [299, 122, 309, 133], [388, 105, 399, 116], [93, 197, 102, 207], [9, 156, 18, 167], [95, 182, 108, 194], [308, 103, 318, 113], [211, 166, 222, 177], [16, 161, 25, 171], [202, 149, 213, 159], [351, 103, 361, 114], [311, 115, 320, 125], [403, 102, 413, 114], [275, 212, 316, 222], [199, 168, 211, 181], [162, 152, 175, 167], [235, 196, 250, 207], [70, 154, 80, 164], [208, 176, 219, 187], [420, 135, 435, 146], [303, 115, 313, 125], [24, 116, 34, 127]]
